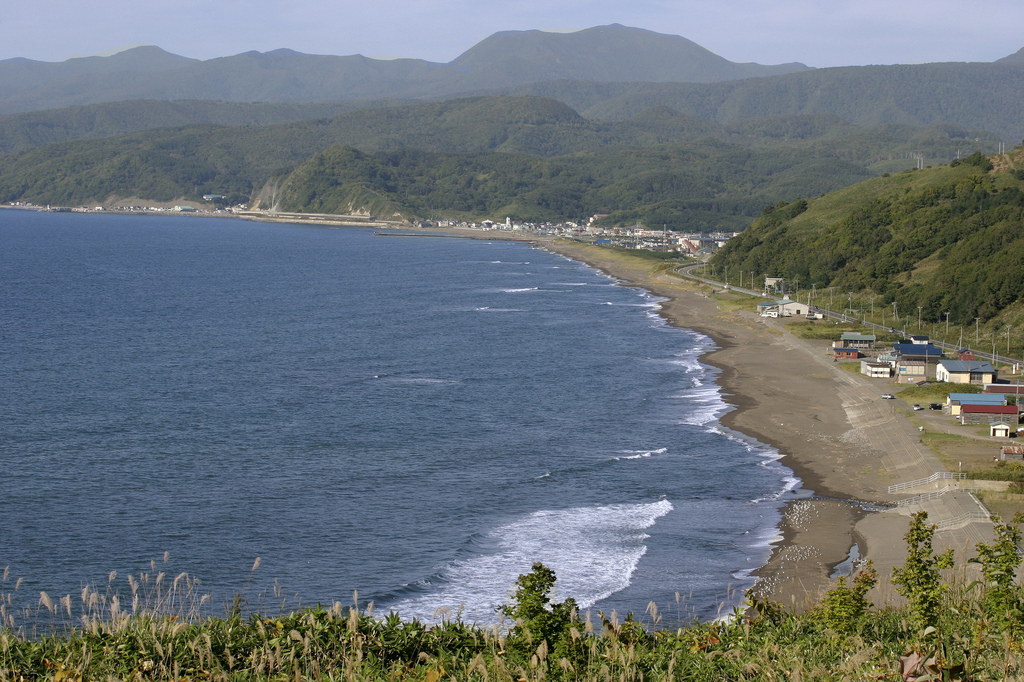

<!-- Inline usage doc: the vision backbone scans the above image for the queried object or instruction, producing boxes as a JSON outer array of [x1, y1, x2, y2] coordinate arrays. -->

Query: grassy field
[[898, 382, 981, 404]]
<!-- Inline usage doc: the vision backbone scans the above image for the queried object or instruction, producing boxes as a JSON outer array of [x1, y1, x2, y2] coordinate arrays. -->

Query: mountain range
[[2, 24, 1022, 144], [0, 25, 809, 115], [2, 24, 1023, 238]]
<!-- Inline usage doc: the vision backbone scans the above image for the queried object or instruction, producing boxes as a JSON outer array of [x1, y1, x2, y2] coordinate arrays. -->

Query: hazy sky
[[4, 0, 1022, 67]]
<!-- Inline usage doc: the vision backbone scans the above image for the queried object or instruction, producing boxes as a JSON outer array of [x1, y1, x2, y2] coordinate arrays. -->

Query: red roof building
[[961, 403, 1020, 425]]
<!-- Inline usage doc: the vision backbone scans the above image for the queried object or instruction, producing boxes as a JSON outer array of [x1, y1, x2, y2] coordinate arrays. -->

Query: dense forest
[[712, 150, 1024, 325]]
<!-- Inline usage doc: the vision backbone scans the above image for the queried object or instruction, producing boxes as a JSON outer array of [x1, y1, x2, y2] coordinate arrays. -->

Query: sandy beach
[[525, 239, 877, 606], [436, 233, 995, 609], [244, 218, 992, 608]]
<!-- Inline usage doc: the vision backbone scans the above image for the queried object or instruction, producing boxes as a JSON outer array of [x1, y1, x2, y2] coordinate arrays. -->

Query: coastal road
[[680, 262, 1022, 368]]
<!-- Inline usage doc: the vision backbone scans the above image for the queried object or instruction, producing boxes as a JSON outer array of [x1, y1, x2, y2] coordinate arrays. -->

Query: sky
[[3, 0, 1022, 67]]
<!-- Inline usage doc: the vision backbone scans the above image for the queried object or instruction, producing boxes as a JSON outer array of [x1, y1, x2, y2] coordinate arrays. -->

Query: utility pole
[[917, 306, 922, 330], [976, 317, 981, 345], [1008, 324, 1012, 354], [944, 312, 950, 334]]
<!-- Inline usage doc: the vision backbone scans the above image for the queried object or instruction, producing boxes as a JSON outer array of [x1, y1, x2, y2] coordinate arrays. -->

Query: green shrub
[[816, 561, 877, 634]]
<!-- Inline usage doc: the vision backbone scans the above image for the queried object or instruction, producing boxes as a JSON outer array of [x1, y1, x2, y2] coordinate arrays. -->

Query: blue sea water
[[0, 211, 794, 624]]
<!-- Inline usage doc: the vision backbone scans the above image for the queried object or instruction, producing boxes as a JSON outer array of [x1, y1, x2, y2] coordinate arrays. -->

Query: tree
[[970, 513, 1024, 632], [497, 562, 579, 648], [892, 511, 954, 638]]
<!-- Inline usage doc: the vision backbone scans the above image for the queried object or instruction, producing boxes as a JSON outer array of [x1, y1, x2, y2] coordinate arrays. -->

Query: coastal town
[[9, 201, 741, 256]]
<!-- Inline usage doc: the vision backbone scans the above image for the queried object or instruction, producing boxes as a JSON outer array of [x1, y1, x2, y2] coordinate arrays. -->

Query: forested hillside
[[0, 97, 998, 230], [0, 100, 415, 154], [712, 150, 1024, 326], [483, 62, 1024, 141], [268, 144, 872, 228]]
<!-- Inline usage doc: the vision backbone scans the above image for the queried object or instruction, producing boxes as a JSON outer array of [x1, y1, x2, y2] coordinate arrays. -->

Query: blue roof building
[[893, 343, 944, 359]]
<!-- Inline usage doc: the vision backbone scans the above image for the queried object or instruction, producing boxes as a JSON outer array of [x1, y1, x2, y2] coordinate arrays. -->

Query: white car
[[881, 393, 895, 400]]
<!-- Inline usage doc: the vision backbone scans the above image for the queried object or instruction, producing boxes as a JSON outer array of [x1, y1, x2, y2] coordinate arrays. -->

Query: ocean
[[0, 210, 795, 625]]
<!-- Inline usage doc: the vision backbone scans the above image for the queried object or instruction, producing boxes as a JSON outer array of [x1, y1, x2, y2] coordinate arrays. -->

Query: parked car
[[881, 393, 895, 400], [929, 403, 942, 410], [913, 404, 923, 410]]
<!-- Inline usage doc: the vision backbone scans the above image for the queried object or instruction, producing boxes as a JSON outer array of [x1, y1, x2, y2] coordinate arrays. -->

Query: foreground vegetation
[[3, 513, 1024, 680]]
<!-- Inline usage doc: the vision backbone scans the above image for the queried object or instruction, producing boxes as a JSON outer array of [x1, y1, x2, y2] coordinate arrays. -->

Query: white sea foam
[[380, 376, 458, 386], [674, 385, 727, 426], [611, 447, 667, 461], [668, 349, 705, 375], [707, 425, 801, 503], [383, 500, 674, 624], [502, 287, 539, 293]]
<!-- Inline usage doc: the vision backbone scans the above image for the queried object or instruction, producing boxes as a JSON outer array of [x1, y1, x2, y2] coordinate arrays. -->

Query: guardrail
[[888, 472, 966, 494], [936, 511, 991, 531], [896, 485, 980, 507]]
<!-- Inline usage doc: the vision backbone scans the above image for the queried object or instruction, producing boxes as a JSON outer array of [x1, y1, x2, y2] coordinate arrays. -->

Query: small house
[[991, 423, 1012, 438], [893, 343, 944, 363], [757, 298, 807, 318], [837, 332, 876, 349], [984, 382, 1024, 395], [961, 404, 1019, 426], [1001, 445, 1024, 461], [860, 361, 892, 378], [936, 360, 996, 385], [876, 352, 899, 369], [946, 393, 1006, 416], [897, 360, 927, 383], [834, 347, 861, 359]]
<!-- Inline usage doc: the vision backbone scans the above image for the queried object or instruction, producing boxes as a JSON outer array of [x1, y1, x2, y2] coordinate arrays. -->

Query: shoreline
[[13, 210, 969, 606], [520, 237, 997, 609], [469, 234, 963, 608], [525, 239, 860, 605]]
